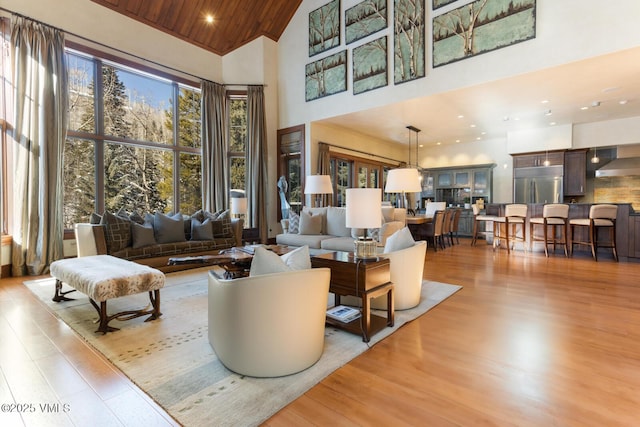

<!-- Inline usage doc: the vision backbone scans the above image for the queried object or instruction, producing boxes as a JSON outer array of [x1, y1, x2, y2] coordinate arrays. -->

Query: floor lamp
[[305, 175, 333, 207], [384, 168, 422, 211], [346, 188, 382, 259]]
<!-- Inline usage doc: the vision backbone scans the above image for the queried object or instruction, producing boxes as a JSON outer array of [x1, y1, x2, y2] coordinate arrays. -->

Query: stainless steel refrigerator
[[513, 165, 563, 204]]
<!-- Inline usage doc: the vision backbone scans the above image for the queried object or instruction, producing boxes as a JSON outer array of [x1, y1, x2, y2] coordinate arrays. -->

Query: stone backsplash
[[594, 176, 640, 211]]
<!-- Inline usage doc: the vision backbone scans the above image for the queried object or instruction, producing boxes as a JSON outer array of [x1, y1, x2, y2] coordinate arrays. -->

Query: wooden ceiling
[[90, 0, 302, 56]]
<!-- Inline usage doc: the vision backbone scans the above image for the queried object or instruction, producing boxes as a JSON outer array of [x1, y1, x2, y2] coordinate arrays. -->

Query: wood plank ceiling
[[90, 0, 302, 56]]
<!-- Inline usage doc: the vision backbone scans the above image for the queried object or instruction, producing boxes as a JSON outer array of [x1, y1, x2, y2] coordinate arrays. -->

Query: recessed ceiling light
[[541, 100, 549, 104], [419, 144, 424, 148], [544, 110, 552, 116], [437, 142, 442, 145], [591, 101, 601, 107], [455, 139, 460, 143], [205, 14, 214, 24], [470, 124, 476, 128], [513, 117, 520, 121], [580, 106, 589, 110], [481, 131, 486, 135], [549, 122, 556, 126], [476, 137, 482, 140], [457, 115, 464, 119], [619, 99, 629, 105]]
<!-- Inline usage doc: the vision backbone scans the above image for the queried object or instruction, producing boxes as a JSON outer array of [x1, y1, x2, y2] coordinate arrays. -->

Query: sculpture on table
[[278, 176, 290, 219]]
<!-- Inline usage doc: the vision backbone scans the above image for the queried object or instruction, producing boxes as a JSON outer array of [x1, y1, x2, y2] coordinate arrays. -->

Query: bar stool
[[471, 204, 497, 246], [493, 204, 528, 253], [529, 203, 569, 257], [569, 204, 618, 261]]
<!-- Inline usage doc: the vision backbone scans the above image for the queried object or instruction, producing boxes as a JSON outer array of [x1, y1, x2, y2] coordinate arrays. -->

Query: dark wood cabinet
[[564, 149, 587, 196], [513, 151, 564, 168]]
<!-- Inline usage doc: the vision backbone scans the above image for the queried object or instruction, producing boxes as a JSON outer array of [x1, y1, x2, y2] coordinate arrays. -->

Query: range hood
[[595, 157, 640, 177]]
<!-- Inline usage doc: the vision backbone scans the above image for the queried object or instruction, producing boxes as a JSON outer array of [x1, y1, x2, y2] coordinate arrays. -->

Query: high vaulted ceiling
[[90, 0, 302, 56]]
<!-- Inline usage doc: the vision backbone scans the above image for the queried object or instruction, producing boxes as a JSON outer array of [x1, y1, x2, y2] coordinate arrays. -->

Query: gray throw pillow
[[288, 211, 300, 234], [191, 218, 214, 240], [131, 222, 156, 248], [153, 212, 187, 244]]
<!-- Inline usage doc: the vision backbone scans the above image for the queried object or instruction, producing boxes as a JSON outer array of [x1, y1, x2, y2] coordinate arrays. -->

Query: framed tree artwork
[[305, 50, 348, 101], [353, 36, 388, 95], [433, 0, 536, 67], [394, 0, 426, 85], [433, 0, 457, 9], [309, 0, 341, 57], [345, 0, 388, 45]]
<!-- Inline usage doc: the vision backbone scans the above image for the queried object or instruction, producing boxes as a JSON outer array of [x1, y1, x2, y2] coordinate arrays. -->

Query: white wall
[[278, 0, 640, 129], [277, 0, 640, 205]]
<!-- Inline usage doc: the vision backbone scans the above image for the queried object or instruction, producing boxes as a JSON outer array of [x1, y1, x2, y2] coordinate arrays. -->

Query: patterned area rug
[[25, 268, 461, 426]]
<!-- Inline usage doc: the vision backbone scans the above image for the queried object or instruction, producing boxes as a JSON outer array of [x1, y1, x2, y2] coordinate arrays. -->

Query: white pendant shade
[[304, 175, 333, 194], [384, 168, 422, 193]]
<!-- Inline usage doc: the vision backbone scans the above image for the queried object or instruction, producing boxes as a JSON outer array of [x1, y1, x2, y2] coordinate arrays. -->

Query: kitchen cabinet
[[564, 149, 587, 196], [513, 151, 564, 168], [421, 164, 495, 207]]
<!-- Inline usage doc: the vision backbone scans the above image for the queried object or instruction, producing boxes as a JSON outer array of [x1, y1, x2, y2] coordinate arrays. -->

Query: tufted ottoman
[[50, 255, 165, 333]]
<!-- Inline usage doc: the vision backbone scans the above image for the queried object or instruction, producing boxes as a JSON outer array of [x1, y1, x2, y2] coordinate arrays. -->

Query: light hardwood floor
[[2, 239, 640, 426]]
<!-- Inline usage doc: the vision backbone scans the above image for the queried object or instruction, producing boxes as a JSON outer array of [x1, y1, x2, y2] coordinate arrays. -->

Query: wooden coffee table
[[311, 251, 394, 342]]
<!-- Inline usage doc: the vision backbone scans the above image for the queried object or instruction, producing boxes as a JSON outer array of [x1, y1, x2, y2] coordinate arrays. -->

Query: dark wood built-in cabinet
[[564, 149, 587, 196], [513, 151, 564, 168]]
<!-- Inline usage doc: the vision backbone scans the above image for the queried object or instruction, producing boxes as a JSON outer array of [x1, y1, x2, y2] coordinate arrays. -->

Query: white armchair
[[208, 268, 331, 377], [341, 241, 427, 311]]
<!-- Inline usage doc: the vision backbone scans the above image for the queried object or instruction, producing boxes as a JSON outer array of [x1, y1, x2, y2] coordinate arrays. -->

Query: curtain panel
[[246, 85, 267, 243], [201, 80, 228, 213], [317, 142, 331, 206], [11, 15, 68, 276]]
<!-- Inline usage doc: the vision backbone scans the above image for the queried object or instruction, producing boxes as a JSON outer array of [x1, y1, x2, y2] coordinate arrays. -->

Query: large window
[[228, 94, 247, 193], [64, 50, 202, 228]]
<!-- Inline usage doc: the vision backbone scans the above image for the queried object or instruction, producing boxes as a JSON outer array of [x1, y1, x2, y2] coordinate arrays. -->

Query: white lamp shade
[[304, 175, 333, 194], [230, 197, 248, 215], [384, 168, 422, 193], [345, 188, 382, 229]]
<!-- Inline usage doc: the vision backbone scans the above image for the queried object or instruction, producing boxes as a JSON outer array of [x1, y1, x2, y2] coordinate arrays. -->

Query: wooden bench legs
[[53, 280, 162, 334]]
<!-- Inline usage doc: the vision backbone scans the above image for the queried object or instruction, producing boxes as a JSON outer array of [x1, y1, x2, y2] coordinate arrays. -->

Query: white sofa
[[208, 268, 331, 377], [276, 206, 406, 252], [342, 240, 427, 311]]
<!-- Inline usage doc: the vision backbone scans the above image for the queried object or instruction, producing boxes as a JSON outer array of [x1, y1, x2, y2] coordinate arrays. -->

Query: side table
[[311, 251, 394, 342]]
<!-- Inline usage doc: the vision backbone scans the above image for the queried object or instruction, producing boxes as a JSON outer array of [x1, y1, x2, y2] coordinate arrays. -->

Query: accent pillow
[[326, 207, 350, 237], [383, 226, 415, 253], [191, 218, 214, 240], [280, 245, 311, 270], [131, 222, 156, 248], [129, 211, 145, 225], [249, 246, 312, 276], [249, 247, 292, 276], [299, 210, 322, 235], [89, 212, 102, 224], [303, 207, 328, 234], [204, 209, 233, 238], [100, 211, 132, 253], [288, 211, 300, 234], [153, 212, 187, 244]]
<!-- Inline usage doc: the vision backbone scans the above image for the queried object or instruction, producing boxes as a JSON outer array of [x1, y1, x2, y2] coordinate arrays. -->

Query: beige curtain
[[11, 15, 67, 276], [201, 80, 228, 212], [246, 86, 267, 243], [317, 142, 332, 206]]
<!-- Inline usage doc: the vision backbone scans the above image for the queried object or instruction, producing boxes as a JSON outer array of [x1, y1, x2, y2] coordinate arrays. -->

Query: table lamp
[[346, 188, 382, 259], [384, 167, 422, 210], [230, 197, 248, 223], [304, 175, 333, 207]]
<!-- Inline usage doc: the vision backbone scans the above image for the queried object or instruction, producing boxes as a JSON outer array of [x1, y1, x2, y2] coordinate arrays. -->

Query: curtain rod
[[321, 142, 404, 164], [0, 7, 264, 88]]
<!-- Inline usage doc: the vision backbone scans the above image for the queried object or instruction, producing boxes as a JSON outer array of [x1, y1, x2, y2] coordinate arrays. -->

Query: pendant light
[[591, 147, 600, 164]]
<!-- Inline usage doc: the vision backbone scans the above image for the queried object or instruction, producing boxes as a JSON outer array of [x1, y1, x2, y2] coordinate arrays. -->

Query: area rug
[[25, 268, 461, 426]]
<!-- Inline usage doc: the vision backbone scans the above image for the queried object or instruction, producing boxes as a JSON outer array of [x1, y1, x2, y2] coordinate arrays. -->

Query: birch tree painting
[[305, 51, 347, 101], [394, 0, 425, 84], [353, 36, 388, 94], [309, 0, 341, 57], [433, 0, 536, 67]]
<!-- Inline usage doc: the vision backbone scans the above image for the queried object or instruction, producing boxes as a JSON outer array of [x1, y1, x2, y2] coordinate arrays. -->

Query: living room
[[2, 0, 640, 425]]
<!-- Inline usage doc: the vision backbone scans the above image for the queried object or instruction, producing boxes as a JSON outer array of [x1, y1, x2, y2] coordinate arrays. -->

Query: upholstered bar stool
[[569, 204, 618, 261], [529, 204, 569, 257], [471, 204, 497, 246], [493, 204, 528, 253]]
